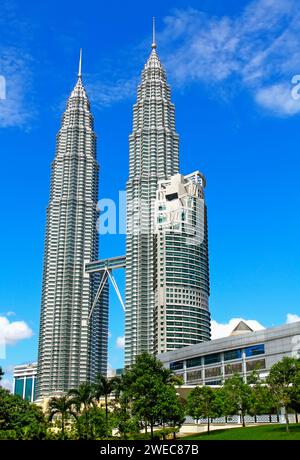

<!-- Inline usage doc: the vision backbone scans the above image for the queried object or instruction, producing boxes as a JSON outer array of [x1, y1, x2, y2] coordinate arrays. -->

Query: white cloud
[[0, 316, 33, 345], [5, 311, 16, 317], [159, 0, 300, 116], [211, 317, 265, 340], [255, 83, 300, 115], [286, 313, 300, 324], [116, 336, 125, 349]]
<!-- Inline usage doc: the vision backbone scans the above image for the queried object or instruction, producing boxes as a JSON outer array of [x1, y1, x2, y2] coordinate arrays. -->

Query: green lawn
[[183, 424, 300, 440]]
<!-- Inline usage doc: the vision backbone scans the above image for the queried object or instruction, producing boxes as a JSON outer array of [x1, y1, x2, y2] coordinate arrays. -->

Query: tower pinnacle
[[78, 48, 82, 78], [152, 17, 156, 49]]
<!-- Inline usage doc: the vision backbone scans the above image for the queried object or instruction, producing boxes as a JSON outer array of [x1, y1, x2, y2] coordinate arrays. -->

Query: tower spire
[[152, 17, 156, 49], [78, 48, 82, 78]]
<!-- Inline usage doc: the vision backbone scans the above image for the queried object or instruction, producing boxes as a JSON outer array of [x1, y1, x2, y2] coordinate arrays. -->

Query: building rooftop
[[230, 320, 254, 336], [158, 321, 300, 363]]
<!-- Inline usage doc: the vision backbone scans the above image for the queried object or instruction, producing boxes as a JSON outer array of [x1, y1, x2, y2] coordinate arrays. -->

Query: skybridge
[[85, 256, 126, 321]]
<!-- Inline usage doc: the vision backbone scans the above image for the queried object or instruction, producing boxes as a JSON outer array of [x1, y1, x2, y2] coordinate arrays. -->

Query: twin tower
[[36, 32, 211, 400]]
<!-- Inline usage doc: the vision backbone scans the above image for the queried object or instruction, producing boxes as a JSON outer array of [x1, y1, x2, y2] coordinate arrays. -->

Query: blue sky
[[1, 0, 300, 388]]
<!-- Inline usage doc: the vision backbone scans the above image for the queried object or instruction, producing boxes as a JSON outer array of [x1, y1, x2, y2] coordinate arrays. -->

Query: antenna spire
[[78, 48, 82, 78], [152, 17, 156, 49]]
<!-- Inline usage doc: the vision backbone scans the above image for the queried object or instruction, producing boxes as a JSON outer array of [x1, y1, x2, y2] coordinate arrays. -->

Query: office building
[[125, 28, 180, 365], [13, 362, 37, 402], [36, 52, 108, 399], [154, 172, 210, 354]]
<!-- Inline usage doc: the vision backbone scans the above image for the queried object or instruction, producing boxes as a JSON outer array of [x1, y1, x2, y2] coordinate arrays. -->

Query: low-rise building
[[13, 362, 37, 402], [158, 321, 300, 387]]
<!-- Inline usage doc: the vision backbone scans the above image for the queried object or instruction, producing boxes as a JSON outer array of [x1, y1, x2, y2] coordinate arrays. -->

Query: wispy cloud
[[255, 83, 300, 116], [0, 2, 35, 128], [116, 336, 125, 349], [2, 0, 299, 125], [0, 48, 34, 128], [159, 0, 300, 116], [5, 311, 16, 317], [85, 0, 300, 116], [87, 76, 138, 109]]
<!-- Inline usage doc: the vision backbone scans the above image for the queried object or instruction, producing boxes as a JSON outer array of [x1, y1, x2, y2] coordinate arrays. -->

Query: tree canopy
[[0, 387, 47, 439], [267, 357, 300, 431]]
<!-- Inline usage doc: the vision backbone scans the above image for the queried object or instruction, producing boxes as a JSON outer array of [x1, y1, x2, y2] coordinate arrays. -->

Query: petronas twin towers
[[125, 42, 180, 365], [36, 54, 108, 398], [37, 26, 210, 400]]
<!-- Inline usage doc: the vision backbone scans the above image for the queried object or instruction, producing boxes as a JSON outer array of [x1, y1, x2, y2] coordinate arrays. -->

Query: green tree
[[76, 406, 107, 439], [290, 390, 300, 422], [0, 387, 47, 439], [93, 374, 120, 431], [48, 395, 77, 440], [290, 365, 300, 422], [153, 384, 185, 438], [112, 400, 140, 440], [222, 374, 252, 427], [68, 383, 95, 439], [246, 370, 280, 421], [187, 386, 220, 434], [115, 353, 182, 439], [267, 357, 300, 432], [112, 374, 140, 439]]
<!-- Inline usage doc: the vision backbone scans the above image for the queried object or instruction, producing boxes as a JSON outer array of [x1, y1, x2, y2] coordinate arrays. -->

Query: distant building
[[158, 321, 300, 386], [107, 367, 124, 379], [13, 362, 37, 402], [154, 172, 210, 354]]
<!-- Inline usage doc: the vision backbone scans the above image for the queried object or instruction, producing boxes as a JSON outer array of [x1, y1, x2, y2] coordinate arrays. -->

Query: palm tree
[[93, 375, 120, 428], [68, 383, 95, 439], [48, 395, 77, 440]]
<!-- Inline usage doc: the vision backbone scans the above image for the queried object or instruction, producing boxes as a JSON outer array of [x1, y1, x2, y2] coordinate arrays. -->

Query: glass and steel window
[[224, 349, 242, 361], [244, 344, 265, 357], [204, 353, 220, 365], [170, 361, 184, 371]]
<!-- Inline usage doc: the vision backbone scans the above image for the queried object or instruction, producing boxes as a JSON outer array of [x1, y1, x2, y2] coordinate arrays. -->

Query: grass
[[182, 424, 300, 440]]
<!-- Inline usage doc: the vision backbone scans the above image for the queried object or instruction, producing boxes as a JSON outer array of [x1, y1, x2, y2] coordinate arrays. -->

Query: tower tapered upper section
[[128, 46, 179, 180]]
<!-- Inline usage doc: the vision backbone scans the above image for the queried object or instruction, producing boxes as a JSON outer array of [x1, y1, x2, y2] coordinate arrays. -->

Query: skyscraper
[[154, 172, 211, 354], [36, 53, 108, 399], [125, 28, 180, 366]]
